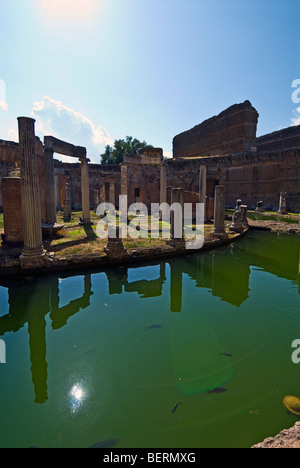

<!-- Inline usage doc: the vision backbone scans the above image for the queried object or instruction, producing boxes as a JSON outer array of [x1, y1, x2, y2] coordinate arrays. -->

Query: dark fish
[[207, 387, 228, 394], [172, 402, 183, 414], [219, 352, 232, 357], [90, 438, 119, 449], [85, 349, 96, 355], [145, 325, 163, 331]]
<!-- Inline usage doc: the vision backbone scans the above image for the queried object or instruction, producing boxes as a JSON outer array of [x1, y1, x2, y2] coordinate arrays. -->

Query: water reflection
[[0, 232, 299, 405], [69, 383, 86, 414]]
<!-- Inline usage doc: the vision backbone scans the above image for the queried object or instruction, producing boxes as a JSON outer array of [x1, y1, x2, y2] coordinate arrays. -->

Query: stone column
[[80, 157, 91, 224], [160, 165, 167, 205], [44, 148, 56, 225], [109, 181, 115, 207], [199, 165, 207, 221], [65, 183, 70, 201], [94, 190, 99, 209], [121, 165, 128, 197], [63, 183, 71, 222], [18, 117, 45, 265], [100, 182, 106, 204], [167, 188, 185, 249], [277, 192, 287, 215], [213, 185, 227, 238]]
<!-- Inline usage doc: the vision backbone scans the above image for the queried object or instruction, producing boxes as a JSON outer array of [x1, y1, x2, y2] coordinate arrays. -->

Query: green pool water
[[0, 231, 299, 448]]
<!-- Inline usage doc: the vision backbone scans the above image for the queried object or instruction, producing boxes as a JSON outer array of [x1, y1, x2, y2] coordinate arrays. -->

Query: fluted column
[[44, 148, 56, 225], [80, 157, 91, 224], [18, 117, 45, 258]]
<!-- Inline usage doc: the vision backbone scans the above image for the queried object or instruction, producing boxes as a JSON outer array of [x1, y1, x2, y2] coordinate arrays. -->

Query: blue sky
[[0, 0, 299, 163]]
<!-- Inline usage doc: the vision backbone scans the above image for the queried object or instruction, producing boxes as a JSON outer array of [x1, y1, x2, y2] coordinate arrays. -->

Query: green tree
[[100, 136, 152, 164]]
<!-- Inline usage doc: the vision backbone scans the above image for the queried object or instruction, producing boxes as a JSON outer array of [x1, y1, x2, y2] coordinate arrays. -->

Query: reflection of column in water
[[160, 261, 166, 282], [49, 277, 59, 312], [170, 261, 182, 313], [28, 311, 48, 404], [7, 280, 50, 404]]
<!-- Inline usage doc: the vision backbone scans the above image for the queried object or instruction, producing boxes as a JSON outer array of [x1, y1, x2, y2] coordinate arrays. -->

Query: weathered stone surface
[[255, 200, 265, 212], [104, 225, 128, 258], [256, 125, 300, 153], [252, 422, 300, 448], [1, 169, 23, 243], [173, 100, 259, 159]]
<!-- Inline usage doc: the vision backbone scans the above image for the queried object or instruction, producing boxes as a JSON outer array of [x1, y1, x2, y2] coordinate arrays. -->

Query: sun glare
[[40, 0, 99, 20]]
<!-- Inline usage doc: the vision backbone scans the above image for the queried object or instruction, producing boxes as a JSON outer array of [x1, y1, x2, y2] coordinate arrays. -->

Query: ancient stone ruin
[[0, 100, 298, 268]]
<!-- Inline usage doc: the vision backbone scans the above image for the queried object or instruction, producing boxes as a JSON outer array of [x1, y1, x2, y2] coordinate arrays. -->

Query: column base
[[229, 224, 244, 233], [80, 218, 92, 226], [277, 210, 287, 215], [104, 238, 128, 258], [212, 230, 228, 239], [166, 238, 186, 250], [20, 248, 47, 269]]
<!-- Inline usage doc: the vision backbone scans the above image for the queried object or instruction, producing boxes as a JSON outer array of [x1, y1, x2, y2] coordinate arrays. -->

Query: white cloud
[[164, 151, 172, 159], [0, 101, 8, 111], [8, 129, 18, 142], [31, 96, 114, 163], [291, 107, 300, 126]]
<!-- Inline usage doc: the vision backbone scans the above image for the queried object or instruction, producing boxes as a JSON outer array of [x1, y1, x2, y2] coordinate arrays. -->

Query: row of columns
[[18, 117, 91, 266]]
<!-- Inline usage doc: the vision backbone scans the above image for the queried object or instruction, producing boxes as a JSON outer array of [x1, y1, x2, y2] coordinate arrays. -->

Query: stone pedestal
[[104, 225, 128, 258], [18, 117, 46, 267], [212, 185, 227, 238], [277, 192, 288, 215], [80, 158, 91, 224]]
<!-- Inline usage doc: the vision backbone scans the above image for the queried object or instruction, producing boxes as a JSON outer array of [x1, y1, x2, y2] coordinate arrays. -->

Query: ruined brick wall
[[165, 148, 300, 212], [256, 125, 300, 152], [0, 161, 14, 210], [54, 161, 121, 210], [173, 100, 259, 159], [2, 174, 23, 243]]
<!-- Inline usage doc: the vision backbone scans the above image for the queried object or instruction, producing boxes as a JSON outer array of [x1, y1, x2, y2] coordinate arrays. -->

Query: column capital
[[79, 157, 90, 164]]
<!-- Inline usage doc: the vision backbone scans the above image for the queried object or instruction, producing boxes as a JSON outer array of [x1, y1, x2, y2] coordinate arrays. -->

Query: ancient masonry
[[0, 100, 299, 253]]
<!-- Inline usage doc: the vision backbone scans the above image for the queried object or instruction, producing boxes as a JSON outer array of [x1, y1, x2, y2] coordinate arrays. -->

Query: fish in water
[[219, 352, 232, 357], [145, 325, 163, 331], [90, 438, 119, 449], [172, 402, 183, 414], [207, 387, 228, 394]]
